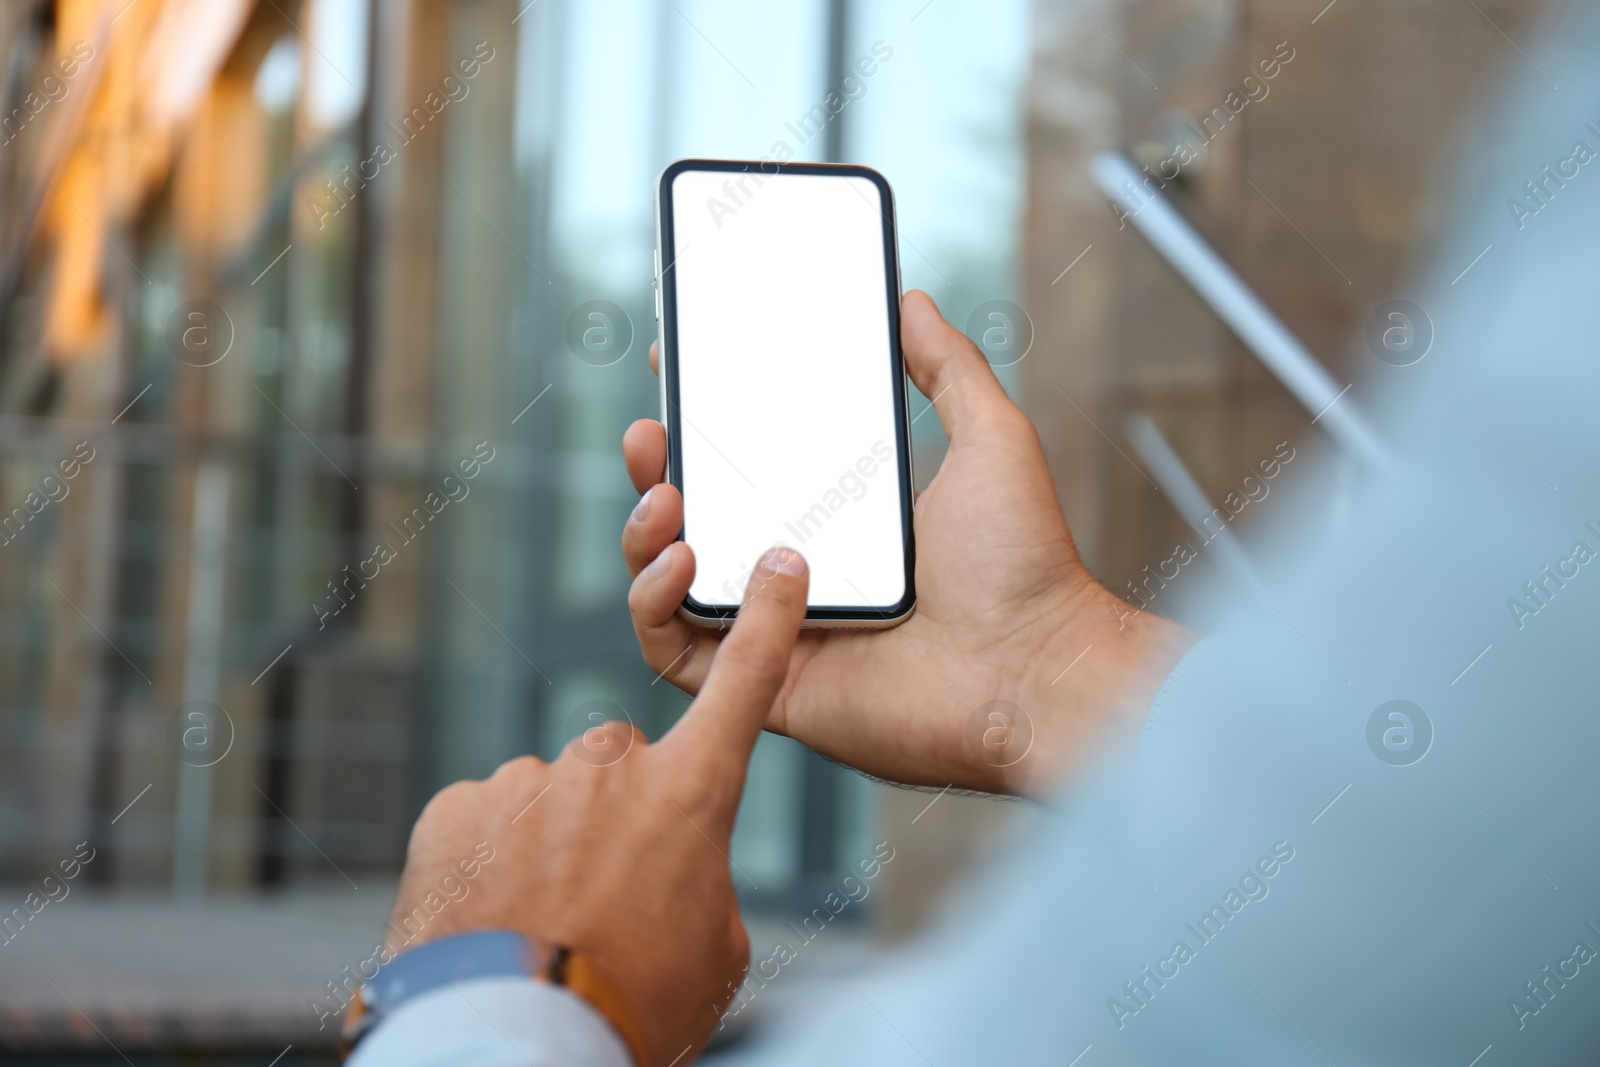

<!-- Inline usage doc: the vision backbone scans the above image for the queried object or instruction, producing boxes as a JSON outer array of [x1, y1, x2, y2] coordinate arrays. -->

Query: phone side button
[[654, 285, 662, 321]]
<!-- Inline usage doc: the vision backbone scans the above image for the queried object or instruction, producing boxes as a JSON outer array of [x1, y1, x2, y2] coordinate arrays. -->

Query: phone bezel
[[654, 158, 917, 628]]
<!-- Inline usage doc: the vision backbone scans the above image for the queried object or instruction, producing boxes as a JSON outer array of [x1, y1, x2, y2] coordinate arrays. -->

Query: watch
[[342, 930, 647, 1064]]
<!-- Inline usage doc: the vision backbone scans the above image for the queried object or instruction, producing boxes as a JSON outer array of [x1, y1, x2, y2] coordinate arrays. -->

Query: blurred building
[[0, 0, 1547, 1059]]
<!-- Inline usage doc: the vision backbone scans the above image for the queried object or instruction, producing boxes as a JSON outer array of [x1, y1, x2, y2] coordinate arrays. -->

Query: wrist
[[1001, 578, 1197, 796]]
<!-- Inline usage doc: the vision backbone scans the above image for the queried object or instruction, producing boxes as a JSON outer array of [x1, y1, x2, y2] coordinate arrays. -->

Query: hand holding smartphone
[[654, 159, 916, 627], [632, 166, 1194, 796]]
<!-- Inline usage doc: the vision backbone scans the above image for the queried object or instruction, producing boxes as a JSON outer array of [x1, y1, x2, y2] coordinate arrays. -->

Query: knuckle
[[975, 397, 1031, 442], [612, 722, 650, 750], [660, 760, 725, 814], [956, 331, 987, 367], [416, 779, 479, 825], [1001, 405, 1039, 442], [489, 754, 545, 786], [561, 719, 645, 765], [621, 527, 653, 569], [626, 573, 658, 616]]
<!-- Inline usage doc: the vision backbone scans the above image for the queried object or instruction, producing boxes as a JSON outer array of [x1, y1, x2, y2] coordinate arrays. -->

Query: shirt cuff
[[1138, 635, 1218, 747], [347, 975, 633, 1067]]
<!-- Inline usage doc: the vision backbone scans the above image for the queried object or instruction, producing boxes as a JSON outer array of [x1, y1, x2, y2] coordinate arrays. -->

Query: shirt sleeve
[[346, 976, 632, 1067], [1136, 634, 1217, 746]]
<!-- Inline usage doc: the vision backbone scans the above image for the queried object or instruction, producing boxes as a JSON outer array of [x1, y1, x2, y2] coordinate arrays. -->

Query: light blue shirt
[[351, 4, 1600, 1063]]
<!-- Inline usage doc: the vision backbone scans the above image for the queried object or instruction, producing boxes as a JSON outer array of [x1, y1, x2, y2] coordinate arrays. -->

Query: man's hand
[[386, 547, 809, 1067], [622, 290, 1194, 796]]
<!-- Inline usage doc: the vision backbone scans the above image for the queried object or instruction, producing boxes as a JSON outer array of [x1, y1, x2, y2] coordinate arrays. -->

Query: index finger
[[658, 547, 808, 786]]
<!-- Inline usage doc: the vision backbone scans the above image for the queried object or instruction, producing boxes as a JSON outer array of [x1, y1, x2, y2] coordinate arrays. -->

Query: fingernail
[[756, 546, 807, 579], [631, 487, 653, 525], [646, 543, 673, 576]]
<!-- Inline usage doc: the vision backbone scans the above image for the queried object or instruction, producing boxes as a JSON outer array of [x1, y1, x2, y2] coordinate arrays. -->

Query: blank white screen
[[667, 169, 906, 610]]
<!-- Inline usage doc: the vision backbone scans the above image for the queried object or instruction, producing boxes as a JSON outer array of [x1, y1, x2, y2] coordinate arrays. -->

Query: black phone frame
[[655, 158, 917, 626]]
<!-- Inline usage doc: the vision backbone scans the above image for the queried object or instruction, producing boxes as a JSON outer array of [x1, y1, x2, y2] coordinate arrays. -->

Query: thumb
[[900, 289, 1020, 441], [660, 546, 808, 779]]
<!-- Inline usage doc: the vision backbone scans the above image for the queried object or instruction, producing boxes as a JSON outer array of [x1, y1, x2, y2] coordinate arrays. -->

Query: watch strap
[[554, 949, 651, 1066], [342, 931, 647, 1065]]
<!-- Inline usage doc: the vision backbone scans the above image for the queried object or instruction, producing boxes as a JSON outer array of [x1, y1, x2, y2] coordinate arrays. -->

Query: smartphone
[[653, 159, 916, 628]]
